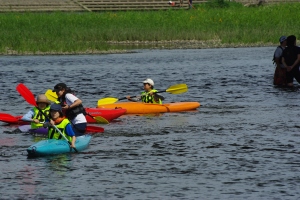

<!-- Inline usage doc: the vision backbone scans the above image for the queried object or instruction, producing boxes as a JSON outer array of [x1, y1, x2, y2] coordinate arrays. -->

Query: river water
[[0, 47, 299, 199]]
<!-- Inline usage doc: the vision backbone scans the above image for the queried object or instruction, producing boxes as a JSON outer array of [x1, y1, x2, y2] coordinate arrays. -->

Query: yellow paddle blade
[[94, 116, 109, 124], [166, 84, 188, 94], [97, 97, 119, 106], [45, 89, 58, 102]]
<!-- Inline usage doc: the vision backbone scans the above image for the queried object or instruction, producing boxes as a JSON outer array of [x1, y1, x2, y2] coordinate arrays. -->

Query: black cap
[[53, 83, 67, 92], [50, 103, 62, 112]]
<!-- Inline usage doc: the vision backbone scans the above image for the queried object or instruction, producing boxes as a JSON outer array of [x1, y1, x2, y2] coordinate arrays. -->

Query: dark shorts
[[72, 123, 87, 136]]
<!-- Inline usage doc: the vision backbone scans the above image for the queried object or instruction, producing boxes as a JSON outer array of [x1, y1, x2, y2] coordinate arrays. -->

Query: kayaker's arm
[[21, 109, 36, 122], [154, 93, 165, 101], [126, 96, 140, 102], [66, 124, 76, 148]]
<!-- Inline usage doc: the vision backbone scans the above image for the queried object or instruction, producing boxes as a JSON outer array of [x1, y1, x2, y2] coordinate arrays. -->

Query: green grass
[[0, 2, 299, 54]]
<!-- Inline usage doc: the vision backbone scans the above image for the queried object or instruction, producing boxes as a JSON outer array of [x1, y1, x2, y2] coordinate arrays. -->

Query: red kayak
[[0, 108, 126, 125], [85, 108, 126, 123]]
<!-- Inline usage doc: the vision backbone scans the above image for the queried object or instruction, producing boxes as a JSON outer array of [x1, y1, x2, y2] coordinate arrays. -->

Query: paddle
[[45, 89, 109, 124], [0, 113, 19, 123], [97, 83, 188, 106], [16, 83, 79, 152], [45, 89, 58, 102]]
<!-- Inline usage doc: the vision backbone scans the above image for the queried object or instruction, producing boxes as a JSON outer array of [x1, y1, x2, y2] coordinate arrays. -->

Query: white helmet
[[143, 78, 154, 86]]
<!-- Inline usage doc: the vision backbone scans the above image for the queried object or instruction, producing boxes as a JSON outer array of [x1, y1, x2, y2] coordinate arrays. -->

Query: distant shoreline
[[1, 40, 276, 56]]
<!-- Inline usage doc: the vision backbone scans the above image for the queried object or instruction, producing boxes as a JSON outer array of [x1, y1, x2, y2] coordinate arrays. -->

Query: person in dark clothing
[[282, 35, 300, 87], [273, 36, 287, 86]]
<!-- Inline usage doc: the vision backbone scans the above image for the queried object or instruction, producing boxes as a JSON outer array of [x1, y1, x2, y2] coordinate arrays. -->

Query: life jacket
[[141, 89, 162, 104], [48, 118, 72, 142], [31, 106, 50, 129], [57, 95, 87, 120], [273, 46, 284, 65]]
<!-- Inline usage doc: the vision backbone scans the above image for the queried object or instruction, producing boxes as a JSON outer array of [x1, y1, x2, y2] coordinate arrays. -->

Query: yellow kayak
[[97, 102, 200, 114]]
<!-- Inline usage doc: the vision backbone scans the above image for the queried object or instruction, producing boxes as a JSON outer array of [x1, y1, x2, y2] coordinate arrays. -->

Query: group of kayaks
[[1, 83, 200, 157]]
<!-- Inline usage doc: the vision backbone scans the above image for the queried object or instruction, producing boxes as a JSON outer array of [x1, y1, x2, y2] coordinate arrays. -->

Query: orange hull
[[98, 102, 200, 114]]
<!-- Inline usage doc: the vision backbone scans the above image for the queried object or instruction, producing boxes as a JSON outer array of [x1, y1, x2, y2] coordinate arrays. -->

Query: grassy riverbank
[[0, 2, 299, 55]]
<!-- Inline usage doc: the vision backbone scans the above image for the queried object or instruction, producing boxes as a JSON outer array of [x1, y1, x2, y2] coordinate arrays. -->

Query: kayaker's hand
[[287, 66, 292, 72], [50, 119, 55, 126], [32, 119, 39, 124], [62, 104, 69, 110], [43, 122, 51, 128]]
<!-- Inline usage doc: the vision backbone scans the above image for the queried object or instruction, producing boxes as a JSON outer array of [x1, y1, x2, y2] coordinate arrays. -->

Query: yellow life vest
[[141, 89, 162, 104], [48, 118, 72, 142], [31, 106, 50, 129]]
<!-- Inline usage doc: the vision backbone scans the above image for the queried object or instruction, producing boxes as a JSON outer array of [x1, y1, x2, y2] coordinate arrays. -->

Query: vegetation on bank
[[0, 1, 299, 54]]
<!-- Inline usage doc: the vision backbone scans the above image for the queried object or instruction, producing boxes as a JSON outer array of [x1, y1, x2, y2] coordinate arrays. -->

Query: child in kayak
[[21, 94, 50, 129], [44, 103, 76, 148], [126, 78, 164, 104], [52, 83, 87, 136]]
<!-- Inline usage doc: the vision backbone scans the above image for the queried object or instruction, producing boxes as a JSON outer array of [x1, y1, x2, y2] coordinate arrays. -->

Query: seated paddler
[[126, 78, 164, 104], [21, 94, 50, 129], [44, 103, 76, 148]]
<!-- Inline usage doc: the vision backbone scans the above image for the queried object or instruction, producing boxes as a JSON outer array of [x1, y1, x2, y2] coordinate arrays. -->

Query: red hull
[[85, 108, 126, 123]]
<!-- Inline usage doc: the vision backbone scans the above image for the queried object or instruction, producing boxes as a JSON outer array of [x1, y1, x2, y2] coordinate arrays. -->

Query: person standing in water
[[282, 35, 300, 87], [273, 36, 287, 86]]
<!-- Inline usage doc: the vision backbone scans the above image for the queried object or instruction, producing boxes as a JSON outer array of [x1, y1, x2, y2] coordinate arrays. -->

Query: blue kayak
[[27, 135, 92, 157]]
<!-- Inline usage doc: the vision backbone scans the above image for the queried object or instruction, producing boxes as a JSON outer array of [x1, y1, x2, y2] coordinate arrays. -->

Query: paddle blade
[[166, 83, 188, 94], [45, 89, 58, 102], [16, 83, 37, 107], [94, 116, 109, 124], [97, 97, 119, 106], [0, 113, 19, 123], [86, 125, 104, 133]]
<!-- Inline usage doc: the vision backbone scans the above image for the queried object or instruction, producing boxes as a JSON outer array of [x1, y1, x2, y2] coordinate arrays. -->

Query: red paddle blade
[[16, 83, 37, 107], [0, 113, 19, 123], [86, 125, 104, 133]]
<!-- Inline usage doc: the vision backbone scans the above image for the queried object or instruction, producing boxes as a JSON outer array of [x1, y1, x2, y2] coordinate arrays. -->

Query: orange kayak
[[97, 102, 200, 114]]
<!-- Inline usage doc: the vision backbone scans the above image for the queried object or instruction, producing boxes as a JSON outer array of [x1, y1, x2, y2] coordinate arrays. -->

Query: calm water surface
[[0, 47, 299, 199]]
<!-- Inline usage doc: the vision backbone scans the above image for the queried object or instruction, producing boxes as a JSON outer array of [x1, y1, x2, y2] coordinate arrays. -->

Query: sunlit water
[[0, 47, 299, 199]]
